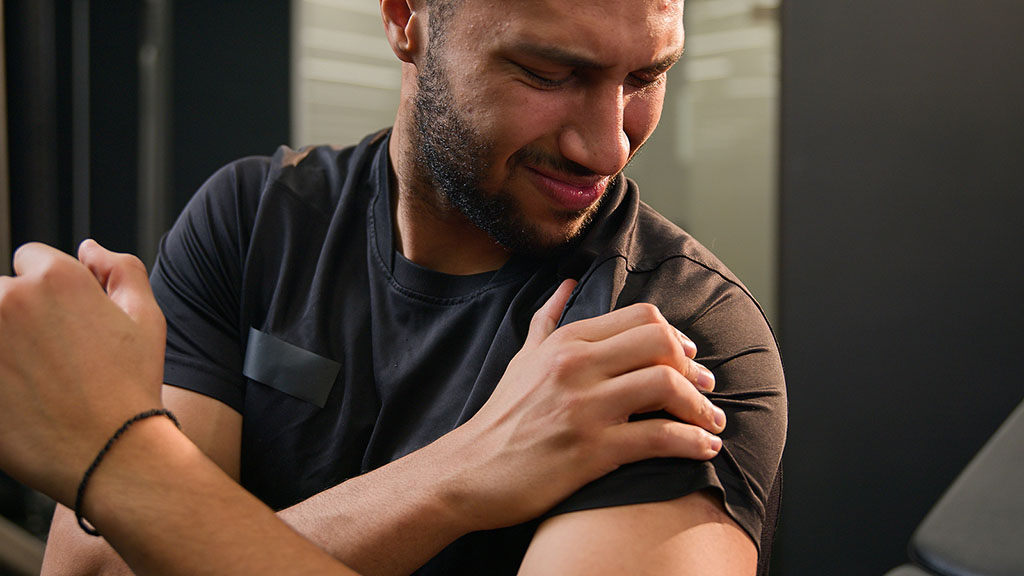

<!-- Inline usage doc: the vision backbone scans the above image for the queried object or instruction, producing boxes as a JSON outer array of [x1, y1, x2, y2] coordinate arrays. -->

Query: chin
[[499, 215, 590, 259]]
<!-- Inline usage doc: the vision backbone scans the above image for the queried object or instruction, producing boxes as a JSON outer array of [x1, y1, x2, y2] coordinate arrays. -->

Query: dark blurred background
[[1, 1, 289, 572], [2, 1, 1022, 574]]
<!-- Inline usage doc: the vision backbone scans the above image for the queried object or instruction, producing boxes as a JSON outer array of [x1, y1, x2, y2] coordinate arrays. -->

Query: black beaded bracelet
[[75, 408, 182, 536]]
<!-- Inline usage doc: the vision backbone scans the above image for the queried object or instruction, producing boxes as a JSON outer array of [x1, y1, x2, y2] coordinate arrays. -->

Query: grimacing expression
[[413, 45, 601, 257], [410, 0, 685, 256]]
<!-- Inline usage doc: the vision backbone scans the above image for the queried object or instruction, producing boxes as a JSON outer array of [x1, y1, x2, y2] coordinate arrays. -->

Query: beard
[[410, 49, 604, 258]]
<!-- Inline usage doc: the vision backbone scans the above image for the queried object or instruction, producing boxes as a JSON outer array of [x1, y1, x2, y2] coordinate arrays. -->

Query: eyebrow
[[508, 43, 684, 74]]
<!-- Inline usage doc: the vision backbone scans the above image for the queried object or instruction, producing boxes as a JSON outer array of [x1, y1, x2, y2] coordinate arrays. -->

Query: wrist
[[415, 421, 502, 532], [75, 410, 182, 535], [78, 415, 197, 534]]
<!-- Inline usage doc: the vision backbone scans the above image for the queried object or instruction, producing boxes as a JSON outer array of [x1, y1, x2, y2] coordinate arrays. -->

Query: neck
[[388, 114, 511, 276]]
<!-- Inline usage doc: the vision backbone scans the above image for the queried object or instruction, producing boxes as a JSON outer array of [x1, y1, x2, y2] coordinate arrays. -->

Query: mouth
[[525, 166, 610, 213]]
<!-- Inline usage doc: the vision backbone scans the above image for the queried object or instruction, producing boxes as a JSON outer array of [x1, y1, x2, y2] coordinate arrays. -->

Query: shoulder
[[574, 190, 770, 343], [629, 201, 745, 291], [618, 203, 781, 388], [187, 129, 390, 224], [265, 129, 389, 213]]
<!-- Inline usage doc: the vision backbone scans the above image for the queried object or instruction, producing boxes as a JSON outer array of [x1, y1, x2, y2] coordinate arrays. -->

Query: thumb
[[524, 279, 577, 348], [77, 239, 163, 328]]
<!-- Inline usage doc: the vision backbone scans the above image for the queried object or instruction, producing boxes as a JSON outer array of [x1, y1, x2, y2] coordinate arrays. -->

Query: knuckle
[[553, 320, 587, 344], [545, 324, 572, 345], [35, 259, 65, 284], [529, 305, 546, 324], [653, 324, 684, 359], [650, 363, 674, 379], [650, 364, 679, 389], [693, 395, 710, 421], [653, 322, 675, 345], [681, 389, 711, 424], [638, 365, 677, 400], [547, 344, 586, 377], [38, 260, 86, 295], [0, 282, 31, 322], [648, 421, 677, 453], [698, 431, 716, 454], [528, 308, 550, 333], [684, 358, 701, 383], [632, 302, 664, 324], [117, 253, 148, 275]]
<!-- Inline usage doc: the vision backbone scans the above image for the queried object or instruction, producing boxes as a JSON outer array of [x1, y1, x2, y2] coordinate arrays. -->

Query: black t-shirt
[[151, 130, 787, 574]]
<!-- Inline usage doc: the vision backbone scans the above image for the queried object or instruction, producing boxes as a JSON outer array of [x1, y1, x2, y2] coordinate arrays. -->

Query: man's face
[[411, 0, 685, 256]]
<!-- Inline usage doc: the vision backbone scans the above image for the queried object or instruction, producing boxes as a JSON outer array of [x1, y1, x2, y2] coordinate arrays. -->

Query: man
[[44, 0, 786, 574], [0, 240, 736, 576]]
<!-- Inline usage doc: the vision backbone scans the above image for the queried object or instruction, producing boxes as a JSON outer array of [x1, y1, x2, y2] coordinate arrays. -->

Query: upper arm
[[161, 385, 242, 480], [518, 491, 756, 576]]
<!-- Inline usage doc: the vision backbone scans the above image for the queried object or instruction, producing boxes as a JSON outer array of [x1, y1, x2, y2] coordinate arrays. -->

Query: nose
[[558, 84, 631, 177]]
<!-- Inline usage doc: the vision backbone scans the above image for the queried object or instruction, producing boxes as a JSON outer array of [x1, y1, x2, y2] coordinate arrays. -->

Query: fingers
[[561, 303, 693, 352], [553, 301, 711, 393], [524, 279, 578, 349], [78, 240, 163, 329], [12, 242, 78, 277], [561, 302, 698, 359], [593, 322, 714, 392], [605, 418, 723, 462], [598, 365, 726, 434]]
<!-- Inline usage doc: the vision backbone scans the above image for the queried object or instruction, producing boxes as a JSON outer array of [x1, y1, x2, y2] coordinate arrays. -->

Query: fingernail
[[709, 434, 723, 452], [713, 405, 727, 430], [676, 330, 697, 358], [697, 365, 716, 391]]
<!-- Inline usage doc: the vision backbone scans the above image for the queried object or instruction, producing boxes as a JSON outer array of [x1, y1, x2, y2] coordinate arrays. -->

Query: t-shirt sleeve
[[547, 258, 788, 553], [150, 158, 270, 413]]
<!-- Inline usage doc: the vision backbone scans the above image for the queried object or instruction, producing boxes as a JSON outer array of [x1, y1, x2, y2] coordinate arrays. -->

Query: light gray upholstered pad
[[911, 399, 1024, 576]]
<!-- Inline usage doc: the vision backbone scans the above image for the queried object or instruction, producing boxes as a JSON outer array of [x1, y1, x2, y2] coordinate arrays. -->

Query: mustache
[[512, 147, 602, 179]]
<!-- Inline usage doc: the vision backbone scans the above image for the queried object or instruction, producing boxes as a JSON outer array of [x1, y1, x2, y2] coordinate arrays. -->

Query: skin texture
[[0, 243, 351, 576], [385, 1, 756, 573], [0, 242, 166, 507], [23, 0, 758, 574], [390, 0, 682, 273], [6, 242, 732, 576]]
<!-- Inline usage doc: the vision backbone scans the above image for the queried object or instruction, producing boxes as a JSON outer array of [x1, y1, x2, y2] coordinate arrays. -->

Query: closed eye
[[626, 72, 666, 91], [516, 63, 574, 89]]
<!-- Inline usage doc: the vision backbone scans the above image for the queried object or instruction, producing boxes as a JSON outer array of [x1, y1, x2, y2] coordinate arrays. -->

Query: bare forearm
[[80, 418, 356, 576], [278, 428, 483, 576], [41, 505, 134, 576]]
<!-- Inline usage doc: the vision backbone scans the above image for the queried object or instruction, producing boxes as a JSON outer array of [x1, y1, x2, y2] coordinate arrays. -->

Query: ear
[[380, 0, 426, 64]]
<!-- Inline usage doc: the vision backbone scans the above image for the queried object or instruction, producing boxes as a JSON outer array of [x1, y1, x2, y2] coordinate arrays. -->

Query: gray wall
[[631, 0, 780, 323], [776, 1, 1024, 573]]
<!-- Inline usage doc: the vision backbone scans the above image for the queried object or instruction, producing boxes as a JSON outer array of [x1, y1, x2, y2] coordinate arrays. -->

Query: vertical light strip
[[0, 0, 10, 275], [290, 0, 306, 147], [292, 1, 402, 148], [71, 0, 91, 245], [137, 0, 172, 266]]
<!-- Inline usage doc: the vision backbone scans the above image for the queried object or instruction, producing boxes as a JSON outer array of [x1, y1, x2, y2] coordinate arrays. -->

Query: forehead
[[442, 0, 685, 68]]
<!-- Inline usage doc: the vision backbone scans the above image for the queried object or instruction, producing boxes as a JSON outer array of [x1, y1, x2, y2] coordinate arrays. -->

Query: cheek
[[482, 90, 567, 155]]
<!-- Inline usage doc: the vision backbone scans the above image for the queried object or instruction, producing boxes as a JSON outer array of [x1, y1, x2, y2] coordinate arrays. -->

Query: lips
[[526, 166, 609, 213]]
